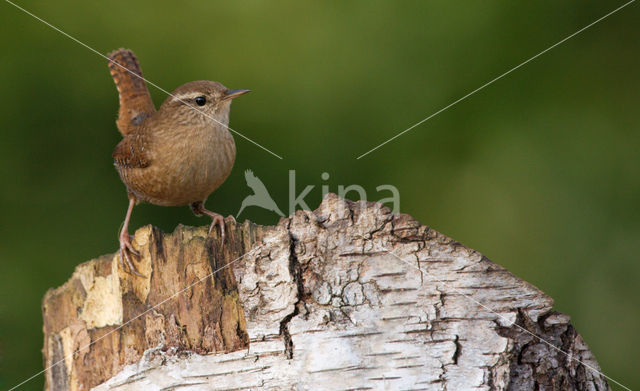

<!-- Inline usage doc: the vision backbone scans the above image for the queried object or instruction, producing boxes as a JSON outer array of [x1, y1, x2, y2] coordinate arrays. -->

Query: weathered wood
[[42, 194, 611, 390]]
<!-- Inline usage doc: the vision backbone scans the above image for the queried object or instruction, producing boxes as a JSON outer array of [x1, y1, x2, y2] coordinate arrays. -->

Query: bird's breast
[[129, 124, 236, 206]]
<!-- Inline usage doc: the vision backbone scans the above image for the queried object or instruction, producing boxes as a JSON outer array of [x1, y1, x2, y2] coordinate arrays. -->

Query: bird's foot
[[208, 213, 226, 242], [119, 232, 144, 277], [190, 202, 227, 243]]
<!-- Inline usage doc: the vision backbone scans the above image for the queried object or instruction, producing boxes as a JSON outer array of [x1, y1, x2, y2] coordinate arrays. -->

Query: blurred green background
[[1, 1, 638, 389]]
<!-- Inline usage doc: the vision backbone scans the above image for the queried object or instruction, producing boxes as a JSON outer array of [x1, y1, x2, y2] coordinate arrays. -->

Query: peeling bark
[[42, 194, 611, 391]]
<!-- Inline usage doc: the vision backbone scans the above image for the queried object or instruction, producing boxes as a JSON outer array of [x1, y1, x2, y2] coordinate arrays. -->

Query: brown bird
[[107, 49, 249, 276]]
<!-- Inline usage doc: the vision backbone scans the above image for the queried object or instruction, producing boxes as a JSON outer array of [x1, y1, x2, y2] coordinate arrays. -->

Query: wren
[[107, 49, 249, 276]]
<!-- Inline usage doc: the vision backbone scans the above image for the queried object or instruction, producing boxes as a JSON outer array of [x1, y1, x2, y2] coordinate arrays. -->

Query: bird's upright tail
[[107, 48, 156, 136]]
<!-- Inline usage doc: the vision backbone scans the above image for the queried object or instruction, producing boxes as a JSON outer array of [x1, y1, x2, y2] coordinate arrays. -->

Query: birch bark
[[41, 194, 610, 391]]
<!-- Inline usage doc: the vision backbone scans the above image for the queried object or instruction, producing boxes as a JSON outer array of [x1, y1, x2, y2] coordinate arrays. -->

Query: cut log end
[[42, 194, 611, 391]]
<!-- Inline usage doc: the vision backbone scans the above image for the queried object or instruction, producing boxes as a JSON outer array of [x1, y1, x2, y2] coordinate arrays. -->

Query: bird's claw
[[123, 234, 140, 257], [119, 233, 144, 277], [190, 202, 227, 244], [208, 214, 226, 243]]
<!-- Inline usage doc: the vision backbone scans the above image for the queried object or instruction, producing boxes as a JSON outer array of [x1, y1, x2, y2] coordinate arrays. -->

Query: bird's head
[[161, 80, 250, 126]]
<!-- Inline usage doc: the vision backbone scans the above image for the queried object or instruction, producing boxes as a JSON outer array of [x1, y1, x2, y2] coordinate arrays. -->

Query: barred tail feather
[[107, 48, 156, 136]]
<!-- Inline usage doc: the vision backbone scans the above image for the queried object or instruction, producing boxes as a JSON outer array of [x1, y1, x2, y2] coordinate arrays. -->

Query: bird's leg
[[190, 201, 226, 242], [119, 197, 144, 277]]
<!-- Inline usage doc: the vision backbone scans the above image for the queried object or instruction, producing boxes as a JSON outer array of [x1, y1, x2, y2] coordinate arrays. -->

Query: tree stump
[[42, 194, 611, 390]]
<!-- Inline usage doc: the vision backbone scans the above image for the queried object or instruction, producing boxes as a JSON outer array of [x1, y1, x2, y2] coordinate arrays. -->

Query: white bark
[[77, 194, 608, 390]]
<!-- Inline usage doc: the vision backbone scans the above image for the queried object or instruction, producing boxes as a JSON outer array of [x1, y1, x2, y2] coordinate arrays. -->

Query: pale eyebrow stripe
[[170, 92, 205, 102]]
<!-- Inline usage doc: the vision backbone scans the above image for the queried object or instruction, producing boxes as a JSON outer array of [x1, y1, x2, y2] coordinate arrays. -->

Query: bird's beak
[[223, 89, 251, 101]]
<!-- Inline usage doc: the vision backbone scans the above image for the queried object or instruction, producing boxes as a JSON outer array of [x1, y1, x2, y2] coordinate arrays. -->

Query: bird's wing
[[107, 49, 156, 136], [112, 133, 151, 169]]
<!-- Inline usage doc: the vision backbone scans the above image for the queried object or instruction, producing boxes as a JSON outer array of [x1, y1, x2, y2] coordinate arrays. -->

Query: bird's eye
[[195, 96, 206, 106]]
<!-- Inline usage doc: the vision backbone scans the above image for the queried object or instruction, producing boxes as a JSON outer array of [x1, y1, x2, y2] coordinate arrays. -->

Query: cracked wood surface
[[42, 194, 610, 391]]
